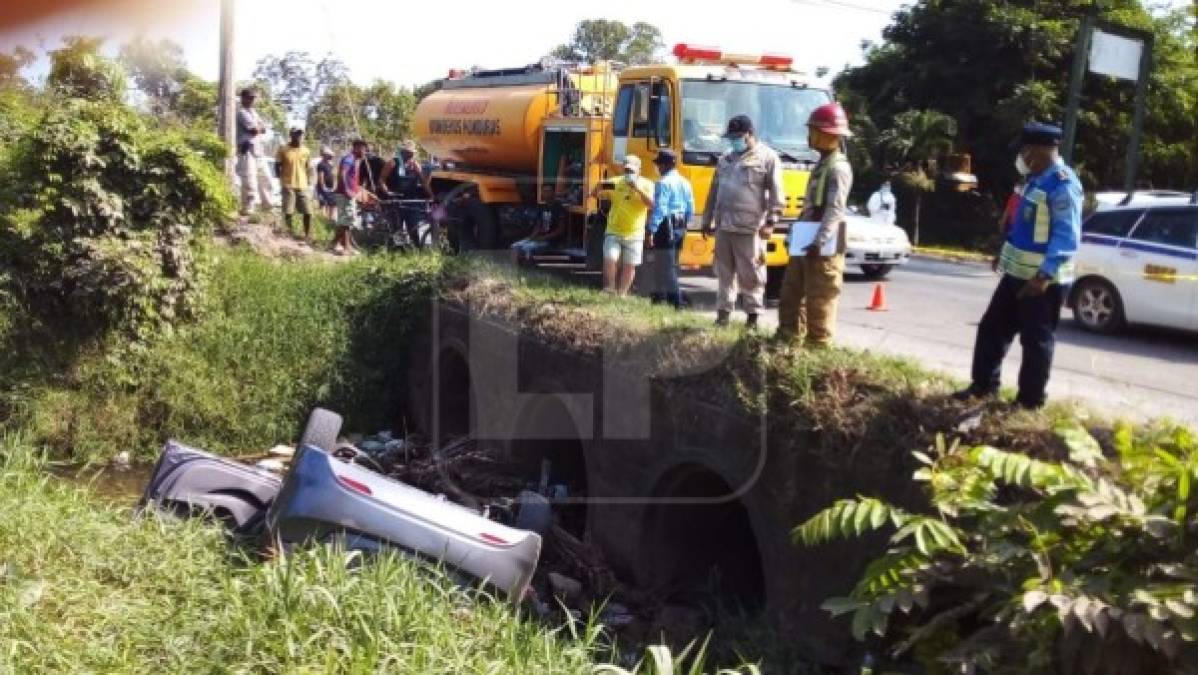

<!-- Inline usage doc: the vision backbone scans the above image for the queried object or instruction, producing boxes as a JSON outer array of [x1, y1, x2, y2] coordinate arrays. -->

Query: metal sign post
[[1061, 14, 1153, 192]]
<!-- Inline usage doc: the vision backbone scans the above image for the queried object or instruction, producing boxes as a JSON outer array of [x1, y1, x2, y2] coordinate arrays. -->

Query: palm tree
[[878, 110, 958, 244]]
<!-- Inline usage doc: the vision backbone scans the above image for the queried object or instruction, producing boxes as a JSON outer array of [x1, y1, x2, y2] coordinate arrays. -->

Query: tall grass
[[1, 248, 443, 463], [0, 441, 607, 673]]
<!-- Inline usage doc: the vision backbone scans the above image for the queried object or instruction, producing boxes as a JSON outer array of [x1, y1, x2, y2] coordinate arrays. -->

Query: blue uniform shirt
[[1004, 159, 1082, 280], [648, 169, 695, 234]]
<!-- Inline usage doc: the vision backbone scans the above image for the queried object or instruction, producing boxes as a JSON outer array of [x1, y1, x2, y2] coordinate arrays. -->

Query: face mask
[[730, 137, 748, 153], [1015, 153, 1031, 176], [881, 183, 891, 193]]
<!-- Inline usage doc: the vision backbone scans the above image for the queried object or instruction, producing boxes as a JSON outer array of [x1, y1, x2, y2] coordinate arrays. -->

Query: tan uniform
[[701, 143, 785, 315], [777, 150, 852, 346]]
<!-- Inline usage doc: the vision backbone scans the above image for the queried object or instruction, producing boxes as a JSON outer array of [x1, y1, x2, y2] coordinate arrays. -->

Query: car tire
[[860, 264, 893, 280], [1071, 278, 1126, 334], [300, 408, 343, 453]]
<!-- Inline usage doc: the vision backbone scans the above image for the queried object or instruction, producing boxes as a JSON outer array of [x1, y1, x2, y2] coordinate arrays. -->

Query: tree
[[550, 19, 664, 64], [306, 80, 416, 152], [0, 46, 34, 90], [835, 0, 1198, 195], [47, 36, 126, 102], [253, 52, 349, 124], [878, 110, 957, 171], [119, 36, 188, 117]]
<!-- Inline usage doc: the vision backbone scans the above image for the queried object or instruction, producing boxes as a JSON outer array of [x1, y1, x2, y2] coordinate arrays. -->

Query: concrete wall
[[405, 302, 922, 662]]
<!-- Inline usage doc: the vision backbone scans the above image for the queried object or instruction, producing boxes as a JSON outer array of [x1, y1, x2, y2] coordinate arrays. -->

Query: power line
[[791, 0, 901, 16]]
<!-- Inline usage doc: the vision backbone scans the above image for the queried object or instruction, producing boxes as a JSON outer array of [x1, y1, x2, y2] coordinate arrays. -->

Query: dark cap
[[1021, 122, 1062, 147], [723, 114, 754, 138], [239, 87, 256, 98], [652, 148, 677, 165], [289, 127, 304, 136]]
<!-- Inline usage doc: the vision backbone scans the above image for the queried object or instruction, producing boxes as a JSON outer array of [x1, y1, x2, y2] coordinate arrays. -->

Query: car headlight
[[847, 233, 868, 244]]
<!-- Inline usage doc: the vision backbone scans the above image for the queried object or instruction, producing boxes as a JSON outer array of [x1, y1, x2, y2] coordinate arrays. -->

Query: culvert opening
[[436, 348, 471, 439], [642, 466, 766, 610], [509, 397, 588, 537]]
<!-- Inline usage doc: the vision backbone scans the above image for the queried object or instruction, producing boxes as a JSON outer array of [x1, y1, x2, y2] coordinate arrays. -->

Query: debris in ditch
[[113, 451, 132, 469], [548, 572, 583, 601], [268, 445, 295, 458], [254, 458, 287, 473]]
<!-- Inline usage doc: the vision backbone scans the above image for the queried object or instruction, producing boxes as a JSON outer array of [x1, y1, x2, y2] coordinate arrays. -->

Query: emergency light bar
[[672, 43, 795, 69]]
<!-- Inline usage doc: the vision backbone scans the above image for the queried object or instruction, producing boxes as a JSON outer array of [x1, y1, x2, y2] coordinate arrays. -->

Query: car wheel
[[860, 264, 893, 280], [300, 408, 343, 453], [1071, 278, 1125, 334]]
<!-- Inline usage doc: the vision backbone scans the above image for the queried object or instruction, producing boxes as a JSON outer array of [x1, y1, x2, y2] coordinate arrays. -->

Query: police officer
[[955, 122, 1082, 409]]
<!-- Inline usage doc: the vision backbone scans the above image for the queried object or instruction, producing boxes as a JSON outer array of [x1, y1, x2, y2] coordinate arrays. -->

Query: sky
[[0, 0, 911, 89]]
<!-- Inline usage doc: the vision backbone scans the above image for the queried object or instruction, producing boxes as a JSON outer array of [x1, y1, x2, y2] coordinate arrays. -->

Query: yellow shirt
[[605, 175, 654, 238], [275, 145, 311, 190]]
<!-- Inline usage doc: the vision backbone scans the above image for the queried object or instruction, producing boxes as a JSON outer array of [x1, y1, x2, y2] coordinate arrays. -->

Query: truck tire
[[300, 408, 343, 453], [765, 266, 786, 300]]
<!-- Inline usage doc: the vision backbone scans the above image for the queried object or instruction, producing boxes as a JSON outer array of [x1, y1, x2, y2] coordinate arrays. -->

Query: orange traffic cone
[[867, 282, 888, 311]]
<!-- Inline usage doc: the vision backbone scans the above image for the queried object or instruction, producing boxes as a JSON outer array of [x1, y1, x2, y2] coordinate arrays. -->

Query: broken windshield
[[681, 80, 830, 163]]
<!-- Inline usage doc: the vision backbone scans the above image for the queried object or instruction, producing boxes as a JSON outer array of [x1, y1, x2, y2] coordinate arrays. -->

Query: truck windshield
[[681, 80, 830, 163]]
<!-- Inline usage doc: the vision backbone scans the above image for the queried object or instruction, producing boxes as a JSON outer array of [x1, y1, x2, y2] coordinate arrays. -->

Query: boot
[[715, 310, 730, 327], [745, 313, 759, 330]]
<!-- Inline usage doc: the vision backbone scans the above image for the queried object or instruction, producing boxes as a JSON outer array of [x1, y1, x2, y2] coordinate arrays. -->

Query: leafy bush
[[795, 424, 1198, 674], [0, 97, 233, 340]]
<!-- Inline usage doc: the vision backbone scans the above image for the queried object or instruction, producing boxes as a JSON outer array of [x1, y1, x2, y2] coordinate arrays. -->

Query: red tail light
[[336, 475, 373, 496], [479, 532, 509, 546]]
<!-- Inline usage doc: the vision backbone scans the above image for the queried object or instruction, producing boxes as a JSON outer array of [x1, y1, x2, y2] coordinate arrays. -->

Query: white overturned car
[[141, 408, 544, 600], [843, 212, 912, 279]]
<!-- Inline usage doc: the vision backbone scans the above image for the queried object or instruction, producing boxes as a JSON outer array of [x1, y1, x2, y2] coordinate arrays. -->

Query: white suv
[[1071, 200, 1198, 333]]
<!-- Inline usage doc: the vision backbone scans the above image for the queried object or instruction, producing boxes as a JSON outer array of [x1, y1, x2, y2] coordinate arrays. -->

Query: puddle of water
[[47, 463, 154, 503]]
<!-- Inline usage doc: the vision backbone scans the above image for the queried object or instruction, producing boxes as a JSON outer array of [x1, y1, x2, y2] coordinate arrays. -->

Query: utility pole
[[216, 0, 236, 181]]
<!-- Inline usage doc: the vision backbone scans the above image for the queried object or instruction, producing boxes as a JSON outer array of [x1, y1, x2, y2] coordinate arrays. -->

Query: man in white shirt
[[236, 88, 273, 216]]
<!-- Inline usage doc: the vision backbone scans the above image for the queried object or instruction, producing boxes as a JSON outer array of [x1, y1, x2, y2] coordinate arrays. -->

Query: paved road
[[679, 257, 1198, 426]]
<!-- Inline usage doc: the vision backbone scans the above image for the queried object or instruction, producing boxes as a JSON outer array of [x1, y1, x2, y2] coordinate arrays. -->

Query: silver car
[[140, 408, 543, 601]]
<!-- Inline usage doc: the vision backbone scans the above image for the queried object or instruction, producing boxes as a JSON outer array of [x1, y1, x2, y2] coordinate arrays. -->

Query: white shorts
[[603, 234, 643, 266]]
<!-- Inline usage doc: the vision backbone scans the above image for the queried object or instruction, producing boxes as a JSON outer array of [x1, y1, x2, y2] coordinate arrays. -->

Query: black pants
[[970, 274, 1064, 407]]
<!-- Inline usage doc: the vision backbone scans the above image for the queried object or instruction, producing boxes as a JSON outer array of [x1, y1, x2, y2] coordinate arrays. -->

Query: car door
[[1078, 208, 1144, 279], [1114, 207, 1198, 330]]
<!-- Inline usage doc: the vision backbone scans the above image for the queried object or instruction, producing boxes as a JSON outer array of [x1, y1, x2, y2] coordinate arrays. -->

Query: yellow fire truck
[[412, 43, 832, 294]]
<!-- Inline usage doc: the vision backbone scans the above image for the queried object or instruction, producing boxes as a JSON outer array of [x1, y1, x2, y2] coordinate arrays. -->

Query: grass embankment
[[0, 445, 604, 673]]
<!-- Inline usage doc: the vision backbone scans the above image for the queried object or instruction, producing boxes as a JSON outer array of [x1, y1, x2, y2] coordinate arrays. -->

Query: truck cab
[[605, 44, 831, 293]]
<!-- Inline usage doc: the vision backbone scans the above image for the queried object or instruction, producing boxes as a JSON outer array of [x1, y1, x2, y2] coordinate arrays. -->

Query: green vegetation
[[1, 250, 440, 463], [796, 424, 1198, 673], [0, 443, 606, 673]]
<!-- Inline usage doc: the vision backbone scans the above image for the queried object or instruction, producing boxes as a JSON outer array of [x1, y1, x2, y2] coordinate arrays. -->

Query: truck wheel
[[300, 408, 343, 453], [861, 264, 893, 280], [765, 266, 786, 300]]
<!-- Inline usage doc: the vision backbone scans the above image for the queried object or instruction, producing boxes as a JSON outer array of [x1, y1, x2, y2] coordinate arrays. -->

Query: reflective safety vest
[[998, 161, 1081, 283]]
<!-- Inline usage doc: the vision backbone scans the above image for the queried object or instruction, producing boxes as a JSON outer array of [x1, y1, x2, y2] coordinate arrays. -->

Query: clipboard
[[787, 221, 838, 256]]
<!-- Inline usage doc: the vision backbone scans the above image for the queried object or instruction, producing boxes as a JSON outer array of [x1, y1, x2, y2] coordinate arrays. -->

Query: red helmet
[[807, 102, 853, 137]]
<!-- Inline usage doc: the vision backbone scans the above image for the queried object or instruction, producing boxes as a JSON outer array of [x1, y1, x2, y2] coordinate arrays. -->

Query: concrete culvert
[[640, 464, 766, 609], [436, 347, 472, 439], [508, 395, 588, 536]]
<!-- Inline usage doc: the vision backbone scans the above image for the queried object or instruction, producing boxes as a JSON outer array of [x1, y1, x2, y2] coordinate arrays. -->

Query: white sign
[[787, 221, 838, 257], [1089, 29, 1145, 81]]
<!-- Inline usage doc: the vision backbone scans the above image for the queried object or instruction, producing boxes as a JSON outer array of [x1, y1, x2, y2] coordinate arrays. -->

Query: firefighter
[[775, 102, 854, 346], [701, 115, 785, 329], [954, 122, 1082, 409]]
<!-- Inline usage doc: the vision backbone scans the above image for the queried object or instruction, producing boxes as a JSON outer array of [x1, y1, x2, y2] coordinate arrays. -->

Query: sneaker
[[1013, 397, 1045, 411], [951, 386, 997, 402]]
